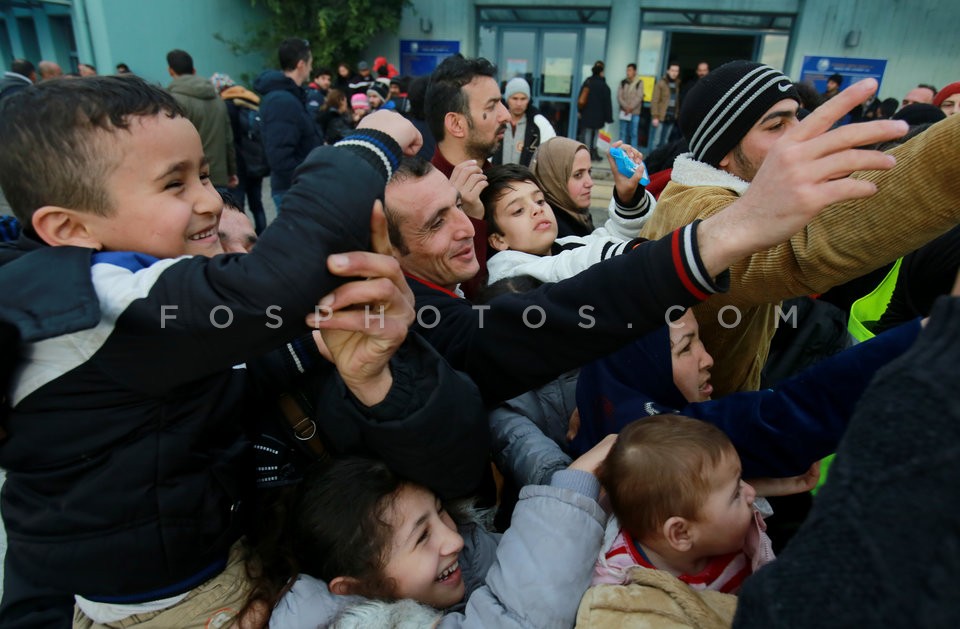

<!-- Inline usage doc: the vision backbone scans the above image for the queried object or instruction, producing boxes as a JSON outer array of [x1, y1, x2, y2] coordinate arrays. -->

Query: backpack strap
[[277, 391, 329, 460]]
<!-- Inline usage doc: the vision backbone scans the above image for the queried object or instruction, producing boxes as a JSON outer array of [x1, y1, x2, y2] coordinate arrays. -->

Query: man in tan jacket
[[641, 60, 960, 396], [617, 63, 644, 147], [649, 63, 680, 149]]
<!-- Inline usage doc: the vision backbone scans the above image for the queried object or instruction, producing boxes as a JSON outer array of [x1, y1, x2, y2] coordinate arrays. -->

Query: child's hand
[[606, 141, 646, 201], [747, 461, 821, 497], [568, 434, 617, 477], [358, 110, 423, 156], [449, 160, 488, 220]]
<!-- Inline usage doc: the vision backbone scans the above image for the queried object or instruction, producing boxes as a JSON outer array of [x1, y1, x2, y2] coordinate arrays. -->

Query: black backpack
[[238, 107, 270, 179]]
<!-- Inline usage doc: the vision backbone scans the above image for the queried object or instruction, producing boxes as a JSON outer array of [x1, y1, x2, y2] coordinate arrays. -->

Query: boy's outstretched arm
[[77, 112, 423, 395]]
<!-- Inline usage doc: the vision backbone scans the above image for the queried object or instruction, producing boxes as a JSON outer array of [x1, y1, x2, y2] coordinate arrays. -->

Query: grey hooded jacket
[[270, 470, 605, 628]]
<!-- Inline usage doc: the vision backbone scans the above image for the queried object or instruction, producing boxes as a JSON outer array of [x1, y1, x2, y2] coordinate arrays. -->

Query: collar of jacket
[[670, 153, 750, 195], [0, 242, 101, 342], [405, 272, 463, 299]]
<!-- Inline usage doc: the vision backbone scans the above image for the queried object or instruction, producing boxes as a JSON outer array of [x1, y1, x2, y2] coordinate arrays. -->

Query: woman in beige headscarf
[[531, 136, 653, 239]]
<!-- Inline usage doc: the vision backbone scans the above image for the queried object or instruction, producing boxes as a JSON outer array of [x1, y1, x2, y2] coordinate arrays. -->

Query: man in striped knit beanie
[[640, 60, 960, 396]]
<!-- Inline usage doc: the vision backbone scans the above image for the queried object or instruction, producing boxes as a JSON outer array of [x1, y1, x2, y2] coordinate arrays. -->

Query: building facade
[[1, 0, 266, 85], [373, 0, 960, 139]]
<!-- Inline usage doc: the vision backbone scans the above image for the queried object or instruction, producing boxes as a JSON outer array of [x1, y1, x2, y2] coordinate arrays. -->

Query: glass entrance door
[[499, 27, 582, 138], [539, 31, 578, 139]]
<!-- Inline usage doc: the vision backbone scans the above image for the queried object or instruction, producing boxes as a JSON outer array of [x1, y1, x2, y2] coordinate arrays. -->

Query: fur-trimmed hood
[[332, 598, 442, 628], [670, 154, 750, 196]]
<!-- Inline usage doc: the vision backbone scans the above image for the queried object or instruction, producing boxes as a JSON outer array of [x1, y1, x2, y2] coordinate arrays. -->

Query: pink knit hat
[[933, 81, 960, 107], [351, 93, 370, 111]]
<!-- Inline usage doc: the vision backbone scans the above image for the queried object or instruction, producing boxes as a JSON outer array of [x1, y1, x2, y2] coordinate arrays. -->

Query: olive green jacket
[[169, 74, 236, 186]]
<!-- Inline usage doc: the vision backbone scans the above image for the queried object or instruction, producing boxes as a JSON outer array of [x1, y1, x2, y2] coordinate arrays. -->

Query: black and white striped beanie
[[680, 61, 800, 167]]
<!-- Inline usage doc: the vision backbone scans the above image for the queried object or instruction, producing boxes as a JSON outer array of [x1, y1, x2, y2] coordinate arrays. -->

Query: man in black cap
[[349, 60, 375, 97], [640, 60, 960, 396]]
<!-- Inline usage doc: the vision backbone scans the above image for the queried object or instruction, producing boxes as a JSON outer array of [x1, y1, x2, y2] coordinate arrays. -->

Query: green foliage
[[220, 0, 409, 71]]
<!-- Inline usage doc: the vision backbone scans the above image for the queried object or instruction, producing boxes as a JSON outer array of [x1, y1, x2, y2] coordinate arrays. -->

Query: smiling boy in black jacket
[[0, 75, 424, 627]]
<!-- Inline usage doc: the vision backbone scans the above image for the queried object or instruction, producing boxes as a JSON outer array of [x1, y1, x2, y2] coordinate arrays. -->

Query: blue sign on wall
[[799, 56, 888, 95], [400, 40, 460, 77]]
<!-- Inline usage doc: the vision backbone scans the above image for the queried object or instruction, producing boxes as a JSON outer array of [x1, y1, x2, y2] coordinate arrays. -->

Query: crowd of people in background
[[0, 41, 958, 629], [5, 49, 955, 229]]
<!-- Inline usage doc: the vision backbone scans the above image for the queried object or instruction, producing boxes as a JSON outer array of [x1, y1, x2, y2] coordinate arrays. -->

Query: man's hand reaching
[[450, 159, 488, 219], [304, 202, 415, 406]]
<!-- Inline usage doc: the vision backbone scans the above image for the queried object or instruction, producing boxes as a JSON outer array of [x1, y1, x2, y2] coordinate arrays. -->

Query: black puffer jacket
[[0, 133, 399, 603], [317, 107, 354, 145], [253, 70, 322, 193]]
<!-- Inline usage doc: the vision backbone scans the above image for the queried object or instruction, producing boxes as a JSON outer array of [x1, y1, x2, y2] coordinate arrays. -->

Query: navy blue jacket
[[574, 317, 921, 478], [253, 70, 322, 194]]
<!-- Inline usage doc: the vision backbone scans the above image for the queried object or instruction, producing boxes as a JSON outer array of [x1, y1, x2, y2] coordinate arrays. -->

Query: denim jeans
[[233, 174, 266, 234], [583, 126, 600, 153], [272, 191, 285, 214], [619, 115, 640, 148], [650, 119, 676, 150]]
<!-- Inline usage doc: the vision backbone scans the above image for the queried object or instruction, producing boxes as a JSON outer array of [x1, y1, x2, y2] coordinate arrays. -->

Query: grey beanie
[[504, 77, 531, 100], [680, 60, 800, 167]]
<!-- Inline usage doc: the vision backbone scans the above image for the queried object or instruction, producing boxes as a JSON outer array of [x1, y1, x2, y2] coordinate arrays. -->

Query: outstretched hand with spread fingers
[[697, 78, 909, 278]]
